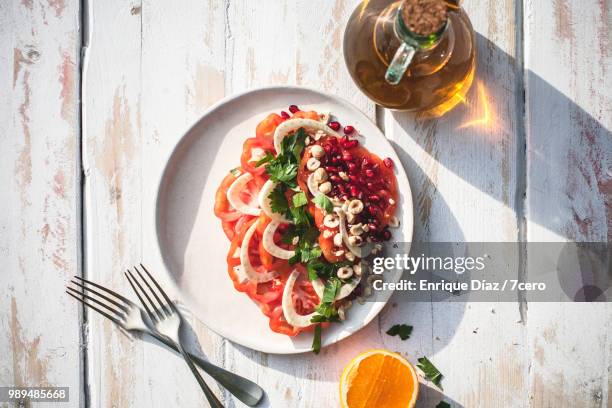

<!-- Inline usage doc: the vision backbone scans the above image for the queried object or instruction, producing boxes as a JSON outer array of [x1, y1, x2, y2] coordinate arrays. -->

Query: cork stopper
[[400, 0, 448, 37]]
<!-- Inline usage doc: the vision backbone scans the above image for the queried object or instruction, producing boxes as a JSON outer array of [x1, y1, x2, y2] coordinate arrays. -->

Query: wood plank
[[382, 0, 529, 406], [0, 0, 82, 406], [523, 0, 612, 406], [82, 0, 229, 406]]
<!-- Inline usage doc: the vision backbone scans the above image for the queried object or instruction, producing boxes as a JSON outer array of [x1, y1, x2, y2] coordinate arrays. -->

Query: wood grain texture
[[75, 0, 611, 407], [382, 1, 530, 406], [0, 0, 82, 406], [524, 0, 612, 406], [82, 0, 229, 406]]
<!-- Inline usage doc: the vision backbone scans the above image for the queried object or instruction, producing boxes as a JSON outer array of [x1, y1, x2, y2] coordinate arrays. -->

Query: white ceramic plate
[[156, 86, 413, 354]]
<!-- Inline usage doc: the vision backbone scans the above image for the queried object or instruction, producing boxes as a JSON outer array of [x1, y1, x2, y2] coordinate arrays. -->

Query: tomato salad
[[214, 106, 399, 353]]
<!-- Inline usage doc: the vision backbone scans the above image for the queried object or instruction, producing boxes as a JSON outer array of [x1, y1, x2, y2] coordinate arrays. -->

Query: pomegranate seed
[[342, 152, 353, 162], [328, 121, 341, 131], [289, 104, 299, 113], [366, 182, 374, 190], [349, 174, 359, 183], [341, 194, 350, 201], [369, 194, 380, 202], [280, 110, 290, 119], [362, 157, 371, 167], [331, 157, 339, 164], [348, 163, 357, 172], [358, 191, 365, 200], [344, 125, 355, 135], [382, 229, 392, 241], [350, 186, 360, 197], [383, 157, 394, 169], [342, 139, 359, 149], [365, 169, 375, 178], [325, 166, 338, 173], [368, 223, 378, 232], [323, 144, 332, 153], [330, 175, 341, 183]]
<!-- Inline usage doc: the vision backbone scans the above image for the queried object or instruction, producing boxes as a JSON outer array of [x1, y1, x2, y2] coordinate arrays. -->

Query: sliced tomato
[[291, 267, 320, 315], [222, 214, 255, 240], [319, 231, 345, 263], [267, 304, 302, 336], [240, 137, 275, 176], [226, 219, 258, 294], [292, 110, 320, 121], [255, 113, 284, 142], [214, 170, 243, 221]]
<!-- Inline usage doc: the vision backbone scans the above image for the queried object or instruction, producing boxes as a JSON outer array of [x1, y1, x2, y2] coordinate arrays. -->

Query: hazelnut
[[337, 266, 353, 279], [313, 168, 328, 183], [323, 214, 340, 229], [319, 181, 332, 194], [307, 158, 321, 171], [347, 199, 364, 214], [310, 145, 325, 159]]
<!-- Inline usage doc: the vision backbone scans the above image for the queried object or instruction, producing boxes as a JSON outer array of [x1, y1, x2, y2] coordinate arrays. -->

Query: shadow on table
[[225, 31, 610, 406], [391, 32, 610, 244]]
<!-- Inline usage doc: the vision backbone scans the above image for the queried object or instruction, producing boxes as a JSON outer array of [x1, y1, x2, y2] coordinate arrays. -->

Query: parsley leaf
[[312, 194, 333, 213], [312, 324, 322, 354], [289, 206, 313, 227], [230, 167, 242, 177], [267, 184, 290, 217], [322, 277, 341, 303], [292, 191, 308, 208], [266, 160, 298, 186], [386, 324, 413, 340], [311, 303, 339, 323], [417, 357, 443, 387], [264, 128, 307, 188], [281, 128, 307, 162], [436, 402, 451, 408]]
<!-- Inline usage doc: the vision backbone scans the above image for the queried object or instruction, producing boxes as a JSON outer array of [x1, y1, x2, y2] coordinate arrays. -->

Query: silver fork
[[66, 273, 263, 407], [124, 265, 225, 408]]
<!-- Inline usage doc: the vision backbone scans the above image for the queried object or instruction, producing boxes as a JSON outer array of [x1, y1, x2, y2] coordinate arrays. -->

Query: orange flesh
[[345, 355, 416, 408]]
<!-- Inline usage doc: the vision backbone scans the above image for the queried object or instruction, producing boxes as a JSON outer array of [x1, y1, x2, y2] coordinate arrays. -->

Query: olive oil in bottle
[[343, 0, 476, 116]]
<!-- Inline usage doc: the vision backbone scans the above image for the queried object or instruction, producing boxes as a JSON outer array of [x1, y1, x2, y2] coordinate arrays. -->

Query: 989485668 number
[[0, 387, 69, 402]]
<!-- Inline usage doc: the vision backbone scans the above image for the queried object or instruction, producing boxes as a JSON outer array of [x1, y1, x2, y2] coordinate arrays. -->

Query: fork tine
[[66, 286, 125, 320], [139, 264, 176, 312], [133, 265, 171, 316], [70, 280, 130, 313], [125, 269, 160, 322], [66, 290, 123, 326], [73, 275, 132, 304]]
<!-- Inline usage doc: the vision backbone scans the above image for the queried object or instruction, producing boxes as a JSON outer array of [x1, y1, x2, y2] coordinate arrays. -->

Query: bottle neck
[[395, 1, 449, 50]]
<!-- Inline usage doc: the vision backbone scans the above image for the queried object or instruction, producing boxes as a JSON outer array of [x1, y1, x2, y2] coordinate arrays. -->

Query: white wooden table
[[2, 0, 610, 407]]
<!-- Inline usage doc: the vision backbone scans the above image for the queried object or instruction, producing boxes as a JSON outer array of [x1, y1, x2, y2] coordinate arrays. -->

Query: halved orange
[[339, 349, 419, 408]]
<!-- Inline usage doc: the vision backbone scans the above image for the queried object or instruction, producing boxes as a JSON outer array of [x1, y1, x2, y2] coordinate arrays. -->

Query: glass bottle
[[343, 0, 476, 116]]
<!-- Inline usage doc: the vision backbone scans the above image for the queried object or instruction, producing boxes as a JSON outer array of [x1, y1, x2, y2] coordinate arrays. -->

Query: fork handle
[[150, 333, 263, 406], [175, 341, 225, 408]]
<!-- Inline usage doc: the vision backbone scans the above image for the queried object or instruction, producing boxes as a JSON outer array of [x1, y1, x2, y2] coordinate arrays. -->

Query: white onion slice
[[227, 173, 261, 216], [240, 221, 278, 283], [306, 173, 320, 197], [312, 275, 361, 301], [262, 220, 295, 259], [258, 180, 292, 223], [282, 270, 318, 328], [233, 265, 249, 283], [273, 118, 341, 154]]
